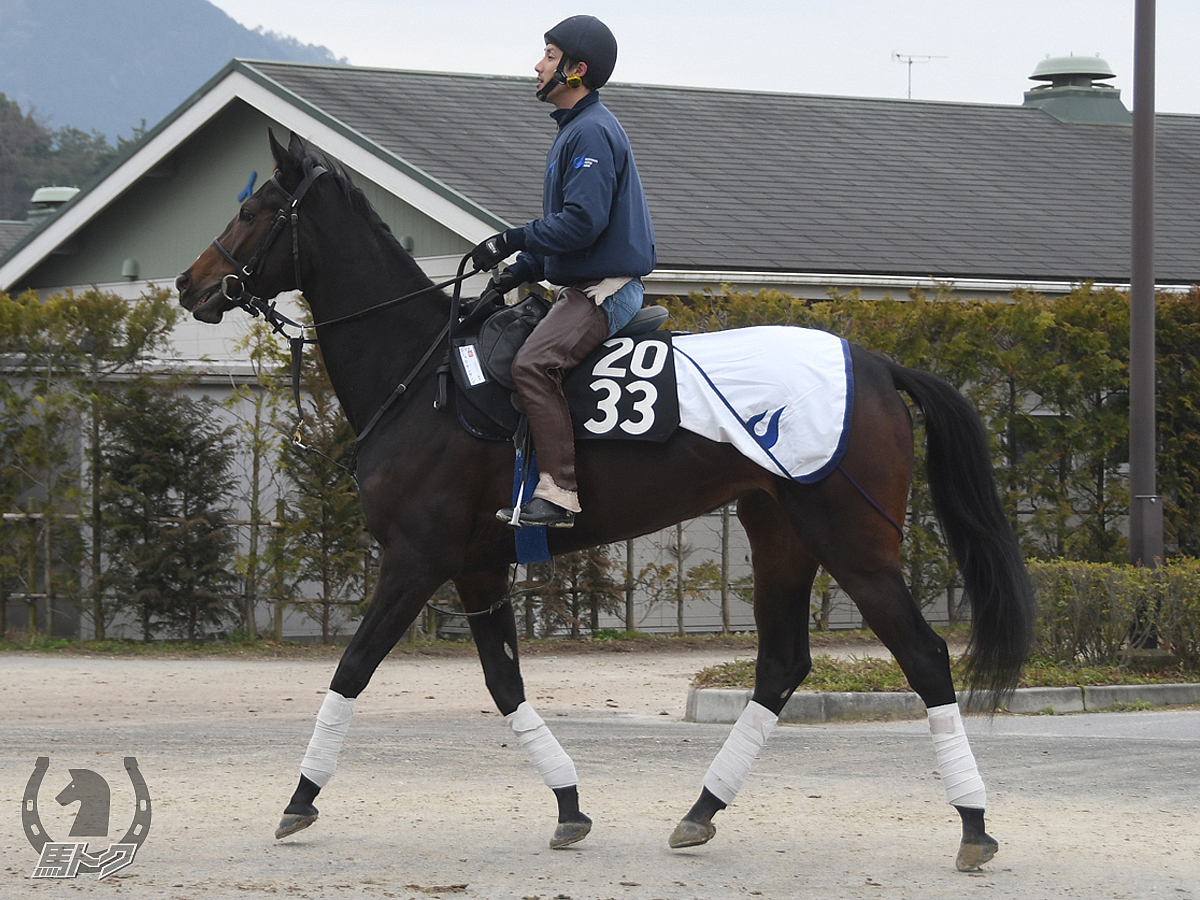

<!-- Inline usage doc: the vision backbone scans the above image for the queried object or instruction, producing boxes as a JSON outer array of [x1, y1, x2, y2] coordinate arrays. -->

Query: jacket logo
[[572, 156, 598, 169]]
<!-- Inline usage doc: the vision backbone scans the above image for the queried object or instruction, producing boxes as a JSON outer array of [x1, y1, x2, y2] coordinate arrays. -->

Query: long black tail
[[887, 361, 1035, 708]]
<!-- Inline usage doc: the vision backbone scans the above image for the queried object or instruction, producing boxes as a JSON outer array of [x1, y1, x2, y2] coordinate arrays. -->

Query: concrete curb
[[685, 683, 1200, 724]]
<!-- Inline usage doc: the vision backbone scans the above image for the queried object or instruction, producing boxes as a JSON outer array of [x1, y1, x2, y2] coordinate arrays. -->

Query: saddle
[[446, 292, 678, 443]]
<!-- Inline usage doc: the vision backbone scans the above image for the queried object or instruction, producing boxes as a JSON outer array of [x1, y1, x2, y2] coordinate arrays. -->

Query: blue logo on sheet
[[573, 156, 598, 169], [747, 407, 784, 451]]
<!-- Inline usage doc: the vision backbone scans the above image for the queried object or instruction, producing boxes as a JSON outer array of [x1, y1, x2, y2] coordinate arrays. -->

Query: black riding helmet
[[543, 15, 617, 92]]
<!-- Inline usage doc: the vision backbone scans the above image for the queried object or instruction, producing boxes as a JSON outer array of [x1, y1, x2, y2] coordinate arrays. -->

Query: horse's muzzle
[[175, 270, 228, 322]]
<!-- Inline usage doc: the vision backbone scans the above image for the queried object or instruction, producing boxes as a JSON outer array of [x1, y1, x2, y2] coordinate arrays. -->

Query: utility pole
[[1129, 0, 1162, 568]]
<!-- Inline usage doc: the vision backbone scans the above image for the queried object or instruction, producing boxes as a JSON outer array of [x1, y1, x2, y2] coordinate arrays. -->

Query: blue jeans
[[600, 278, 645, 336]]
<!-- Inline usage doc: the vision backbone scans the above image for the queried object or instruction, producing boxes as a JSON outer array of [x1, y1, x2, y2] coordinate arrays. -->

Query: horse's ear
[[268, 128, 303, 185], [268, 128, 288, 168], [287, 131, 308, 160]]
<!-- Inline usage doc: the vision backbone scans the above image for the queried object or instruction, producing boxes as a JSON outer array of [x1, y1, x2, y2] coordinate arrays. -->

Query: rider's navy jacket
[[505, 91, 656, 286]]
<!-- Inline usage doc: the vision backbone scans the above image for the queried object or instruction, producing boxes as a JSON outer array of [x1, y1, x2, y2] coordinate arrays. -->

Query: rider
[[470, 14, 656, 529]]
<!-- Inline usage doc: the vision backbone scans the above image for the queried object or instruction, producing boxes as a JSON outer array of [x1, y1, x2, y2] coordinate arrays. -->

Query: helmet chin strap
[[536, 62, 567, 100], [536, 60, 582, 100]]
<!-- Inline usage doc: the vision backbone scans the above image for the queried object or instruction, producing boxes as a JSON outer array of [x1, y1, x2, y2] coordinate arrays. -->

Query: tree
[[0, 94, 51, 219], [223, 321, 290, 636], [73, 287, 180, 637], [0, 290, 86, 635], [103, 377, 238, 641], [1020, 286, 1130, 562], [809, 569, 836, 631], [0, 373, 22, 637], [0, 94, 120, 219], [0, 287, 180, 638], [534, 546, 622, 638], [1158, 288, 1200, 556]]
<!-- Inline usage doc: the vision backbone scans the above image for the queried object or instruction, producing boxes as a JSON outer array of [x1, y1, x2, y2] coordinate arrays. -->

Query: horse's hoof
[[668, 818, 716, 848], [275, 812, 318, 839], [955, 836, 998, 871], [550, 815, 592, 849]]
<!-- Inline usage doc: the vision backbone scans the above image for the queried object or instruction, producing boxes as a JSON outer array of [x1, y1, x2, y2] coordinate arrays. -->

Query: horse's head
[[176, 130, 316, 323]]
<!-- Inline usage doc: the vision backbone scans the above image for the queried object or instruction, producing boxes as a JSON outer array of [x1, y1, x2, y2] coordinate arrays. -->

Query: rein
[[212, 165, 481, 470], [426, 556, 555, 619]]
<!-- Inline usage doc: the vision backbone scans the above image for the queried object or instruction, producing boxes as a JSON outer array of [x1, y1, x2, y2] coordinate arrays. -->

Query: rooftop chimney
[[1022, 54, 1131, 124]]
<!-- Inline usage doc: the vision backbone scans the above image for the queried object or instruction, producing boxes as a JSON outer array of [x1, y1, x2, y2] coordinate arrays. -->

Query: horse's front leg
[[275, 557, 447, 840], [459, 568, 592, 849]]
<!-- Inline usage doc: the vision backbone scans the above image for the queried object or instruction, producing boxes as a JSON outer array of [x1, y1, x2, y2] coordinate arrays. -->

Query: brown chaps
[[510, 287, 610, 509]]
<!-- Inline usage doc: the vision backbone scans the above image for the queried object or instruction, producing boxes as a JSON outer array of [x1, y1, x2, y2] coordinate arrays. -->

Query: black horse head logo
[[23, 757, 151, 854]]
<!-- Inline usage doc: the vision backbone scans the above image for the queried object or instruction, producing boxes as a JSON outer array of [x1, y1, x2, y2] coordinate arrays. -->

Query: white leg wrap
[[928, 702, 987, 809], [300, 690, 355, 789], [506, 701, 578, 790], [702, 700, 778, 805]]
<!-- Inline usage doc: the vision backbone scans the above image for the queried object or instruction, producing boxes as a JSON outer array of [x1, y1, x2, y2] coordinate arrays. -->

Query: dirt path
[[2, 648, 1196, 899]]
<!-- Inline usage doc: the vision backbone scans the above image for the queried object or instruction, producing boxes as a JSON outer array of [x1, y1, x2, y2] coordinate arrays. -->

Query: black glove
[[490, 267, 524, 295], [470, 232, 511, 272]]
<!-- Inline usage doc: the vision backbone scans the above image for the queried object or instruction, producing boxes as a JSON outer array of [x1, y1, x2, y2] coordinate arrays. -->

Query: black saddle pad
[[450, 326, 679, 443]]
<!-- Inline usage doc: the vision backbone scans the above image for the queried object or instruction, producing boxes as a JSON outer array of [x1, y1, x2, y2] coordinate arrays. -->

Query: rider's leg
[[508, 287, 609, 516]]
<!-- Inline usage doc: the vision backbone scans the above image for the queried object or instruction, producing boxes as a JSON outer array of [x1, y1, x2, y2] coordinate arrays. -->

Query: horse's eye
[[239, 208, 254, 222]]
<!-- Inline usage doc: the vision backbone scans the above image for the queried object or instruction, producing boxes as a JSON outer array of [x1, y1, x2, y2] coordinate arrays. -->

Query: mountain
[[0, 0, 345, 141]]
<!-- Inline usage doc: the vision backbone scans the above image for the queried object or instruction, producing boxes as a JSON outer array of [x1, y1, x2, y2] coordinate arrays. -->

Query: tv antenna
[[893, 53, 946, 99]]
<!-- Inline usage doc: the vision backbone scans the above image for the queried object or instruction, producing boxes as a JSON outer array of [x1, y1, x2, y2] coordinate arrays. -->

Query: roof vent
[[26, 186, 80, 225], [1023, 54, 1131, 124]]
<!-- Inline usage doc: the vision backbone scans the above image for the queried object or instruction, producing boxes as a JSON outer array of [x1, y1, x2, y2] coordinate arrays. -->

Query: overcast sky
[[208, 0, 1200, 114]]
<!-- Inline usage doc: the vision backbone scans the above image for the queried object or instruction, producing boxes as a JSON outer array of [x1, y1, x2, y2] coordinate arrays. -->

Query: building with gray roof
[[4, 55, 1198, 302]]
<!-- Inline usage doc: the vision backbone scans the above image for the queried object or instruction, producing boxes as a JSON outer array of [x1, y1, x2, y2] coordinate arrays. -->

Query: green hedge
[[1029, 560, 1200, 668], [664, 286, 1200, 569]]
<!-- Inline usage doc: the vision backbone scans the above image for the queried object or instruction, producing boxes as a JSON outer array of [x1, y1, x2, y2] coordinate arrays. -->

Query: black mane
[[303, 152, 398, 242], [297, 149, 436, 290]]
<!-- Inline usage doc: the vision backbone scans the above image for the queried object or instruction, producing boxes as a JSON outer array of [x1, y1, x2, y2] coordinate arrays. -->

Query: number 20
[[592, 338, 668, 379]]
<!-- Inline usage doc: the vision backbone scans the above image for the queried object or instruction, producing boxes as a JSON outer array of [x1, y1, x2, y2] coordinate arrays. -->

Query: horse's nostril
[[175, 272, 190, 293]]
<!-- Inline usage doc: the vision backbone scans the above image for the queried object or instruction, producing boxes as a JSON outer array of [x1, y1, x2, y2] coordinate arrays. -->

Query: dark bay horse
[[176, 131, 1034, 872]]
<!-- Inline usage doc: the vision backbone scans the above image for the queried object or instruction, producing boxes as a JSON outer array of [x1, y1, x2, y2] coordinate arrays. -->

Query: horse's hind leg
[[792, 484, 997, 871], [671, 491, 818, 849], [458, 568, 592, 850]]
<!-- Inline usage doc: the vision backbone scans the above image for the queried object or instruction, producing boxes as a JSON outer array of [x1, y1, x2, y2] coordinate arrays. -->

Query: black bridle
[[210, 164, 481, 469], [212, 164, 327, 306]]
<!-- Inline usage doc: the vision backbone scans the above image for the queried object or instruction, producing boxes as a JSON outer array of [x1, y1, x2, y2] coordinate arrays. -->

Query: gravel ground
[[1, 647, 1197, 899]]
